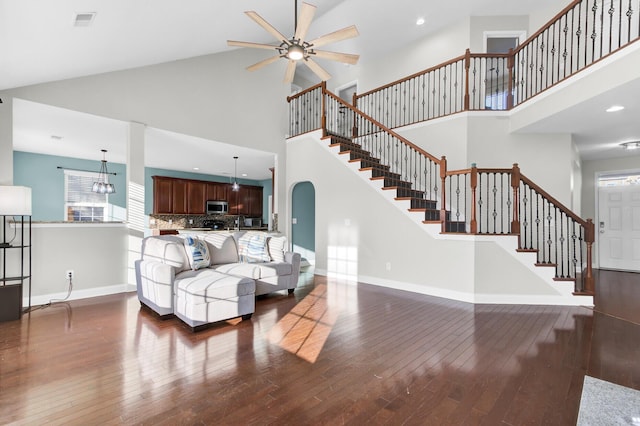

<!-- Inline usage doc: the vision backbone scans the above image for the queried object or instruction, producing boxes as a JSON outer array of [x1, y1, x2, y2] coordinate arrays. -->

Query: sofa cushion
[[254, 262, 293, 278], [183, 236, 210, 270], [203, 233, 239, 265], [267, 235, 287, 262], [213, 262, 261, 279], [142, 236, 189, 272], [237, 232, 270, 263], [212, 261, 292, 279], [175, 269, 255, 304]]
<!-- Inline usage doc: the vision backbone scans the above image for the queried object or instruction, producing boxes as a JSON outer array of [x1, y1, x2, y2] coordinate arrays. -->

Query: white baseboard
[[311, 269, 592, 306], [25, 283, 136, 307]]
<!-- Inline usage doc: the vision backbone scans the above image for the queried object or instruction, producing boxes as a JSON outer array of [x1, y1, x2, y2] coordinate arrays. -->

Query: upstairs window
[[64, 170, 109, 222]]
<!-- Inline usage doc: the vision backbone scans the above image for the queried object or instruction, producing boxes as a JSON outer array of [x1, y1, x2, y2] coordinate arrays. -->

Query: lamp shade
[[0, 186, 32, 215]]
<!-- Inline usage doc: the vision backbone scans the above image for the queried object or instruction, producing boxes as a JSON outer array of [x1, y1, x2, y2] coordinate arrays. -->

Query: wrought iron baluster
[[478, 174, 484, 233], [559, 211, 566, 278], [619, 0, 623, 48]]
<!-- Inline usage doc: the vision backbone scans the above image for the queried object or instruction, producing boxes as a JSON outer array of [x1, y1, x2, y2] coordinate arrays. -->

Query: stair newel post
[[583, 219, 595, 295], [470, 163, 478, 234], [440, 156, 448, 233], [321, 81, 327, 137], [352, 92, 359, 138], [464, 49, 471, 111], [507, 48, 515, 110], [510, 163, 521, 235]]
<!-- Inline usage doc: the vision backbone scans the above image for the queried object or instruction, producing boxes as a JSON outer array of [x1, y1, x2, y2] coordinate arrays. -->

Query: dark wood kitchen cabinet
[[187, 181, 206, 214], [206, 182, 228, 202], [229, 185, 263, 217], [152, 176, 174, 214], [153, 176, 262, 216], [171, 179, 188, 214]]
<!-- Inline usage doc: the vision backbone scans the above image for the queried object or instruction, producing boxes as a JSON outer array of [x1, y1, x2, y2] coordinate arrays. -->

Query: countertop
[[178, 227, 270, 232]]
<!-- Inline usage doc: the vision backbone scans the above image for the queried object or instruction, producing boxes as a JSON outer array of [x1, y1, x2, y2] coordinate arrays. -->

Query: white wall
[[330, 18, 471, 95], [469, 15, 529, 52], [27, 223, 129, 305]]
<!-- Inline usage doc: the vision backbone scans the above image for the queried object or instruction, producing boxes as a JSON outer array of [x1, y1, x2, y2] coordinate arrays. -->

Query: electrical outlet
[[189, 219, 194, 225], [65, 270, 74, 279]]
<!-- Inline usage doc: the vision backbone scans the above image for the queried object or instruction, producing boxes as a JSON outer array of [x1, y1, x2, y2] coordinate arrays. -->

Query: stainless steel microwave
[[206, 200, 228, 215]]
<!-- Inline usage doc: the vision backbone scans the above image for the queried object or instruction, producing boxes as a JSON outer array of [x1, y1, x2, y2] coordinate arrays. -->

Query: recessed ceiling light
[[606, 105, 624, 112], [193, 167, 200, 171], [74, 12, 96, 27], [241, 173, 248, 177], [416, 17, 425, 26]]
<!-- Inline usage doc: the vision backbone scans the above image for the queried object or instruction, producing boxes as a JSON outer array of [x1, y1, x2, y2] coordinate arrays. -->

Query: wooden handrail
[[519, 173, 588, 227], [355, 53, 467, 100], [513, 0, 582, 56], [324, 89, 443, 165], [287, 82, 324, 103]]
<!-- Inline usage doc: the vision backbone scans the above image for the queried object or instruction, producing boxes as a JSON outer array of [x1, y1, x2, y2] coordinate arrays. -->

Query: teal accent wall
[[292, 181, 315, 253], [144, 168, 272, 220], [13, 151, 127, 221]]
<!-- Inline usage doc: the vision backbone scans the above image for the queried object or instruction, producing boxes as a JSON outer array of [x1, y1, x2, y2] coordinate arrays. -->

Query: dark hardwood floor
[[1, 268, 638, 425]]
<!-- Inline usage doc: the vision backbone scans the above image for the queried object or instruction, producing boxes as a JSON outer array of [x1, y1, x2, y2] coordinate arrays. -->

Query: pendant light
[[232, 156, 240, 192], [92, 149, 116, 194]]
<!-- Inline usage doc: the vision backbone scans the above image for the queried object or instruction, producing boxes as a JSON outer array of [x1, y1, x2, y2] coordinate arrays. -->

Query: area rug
[[577, 375, 640, 425]]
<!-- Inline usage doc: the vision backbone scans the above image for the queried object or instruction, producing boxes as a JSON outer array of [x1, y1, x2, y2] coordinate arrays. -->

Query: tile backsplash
[[149, 214, 264, 230]]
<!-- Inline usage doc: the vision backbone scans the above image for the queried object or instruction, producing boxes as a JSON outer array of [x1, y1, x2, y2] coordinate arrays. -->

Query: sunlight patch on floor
[[267, 284, 339, 363]]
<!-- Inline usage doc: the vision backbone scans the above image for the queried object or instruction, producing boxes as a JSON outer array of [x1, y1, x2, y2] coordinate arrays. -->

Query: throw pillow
[[238, 232, 270, 263], [183, 236, 211, 270], [203, 233, 239, 265], [267, 235, 287, 262]]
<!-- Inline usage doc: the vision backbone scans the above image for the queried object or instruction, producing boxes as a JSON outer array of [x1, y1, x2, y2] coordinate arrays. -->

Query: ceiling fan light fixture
[[287, 43, 305, 61]]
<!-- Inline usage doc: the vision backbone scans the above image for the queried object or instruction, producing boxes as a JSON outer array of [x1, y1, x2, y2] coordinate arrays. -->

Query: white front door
[[598, 180, 640, 271]]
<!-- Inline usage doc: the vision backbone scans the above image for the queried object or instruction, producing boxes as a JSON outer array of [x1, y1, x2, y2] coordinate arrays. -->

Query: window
[[64, 170, 109, 222]]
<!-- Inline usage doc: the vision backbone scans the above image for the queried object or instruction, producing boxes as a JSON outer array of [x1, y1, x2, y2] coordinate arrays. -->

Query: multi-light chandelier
[[92, 149, 115, 194]]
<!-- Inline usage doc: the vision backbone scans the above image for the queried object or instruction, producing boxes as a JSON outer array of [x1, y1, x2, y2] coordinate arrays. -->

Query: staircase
[[288, 83, 595, 298]]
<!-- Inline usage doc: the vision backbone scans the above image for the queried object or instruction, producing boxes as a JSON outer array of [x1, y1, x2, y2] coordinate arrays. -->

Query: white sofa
[[135, 231, 301, 329]]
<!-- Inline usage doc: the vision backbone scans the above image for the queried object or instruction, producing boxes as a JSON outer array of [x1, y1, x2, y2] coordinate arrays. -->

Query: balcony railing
[[351, 0, 640, 128]]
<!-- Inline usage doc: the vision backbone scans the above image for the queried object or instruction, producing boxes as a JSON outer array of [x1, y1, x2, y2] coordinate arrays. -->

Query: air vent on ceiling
[[74, 12, 96, 27]]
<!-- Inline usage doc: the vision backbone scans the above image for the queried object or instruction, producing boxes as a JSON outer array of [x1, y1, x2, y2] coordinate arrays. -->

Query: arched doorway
[[291, 181, 315, 267]]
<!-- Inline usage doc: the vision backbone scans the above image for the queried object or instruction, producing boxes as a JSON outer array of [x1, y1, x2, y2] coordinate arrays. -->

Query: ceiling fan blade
[[294, 2, 316, 42], [247, 55, 282, 72], [245, 11, 290, 44], [304, 58, 331, 81], [313, 50, 360, 65], [284, 61, 297, 83], [308, 25, 359, 48], [227, 40, 279, 51]]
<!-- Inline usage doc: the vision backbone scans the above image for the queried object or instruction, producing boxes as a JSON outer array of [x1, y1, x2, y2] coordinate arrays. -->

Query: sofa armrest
[[136, 259, 176, 292], [136, 259, 177, 315], [285, 251, 302, 287]]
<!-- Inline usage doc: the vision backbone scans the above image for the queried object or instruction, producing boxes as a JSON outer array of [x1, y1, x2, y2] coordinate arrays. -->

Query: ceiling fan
[[227, 1, 360, 83]]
